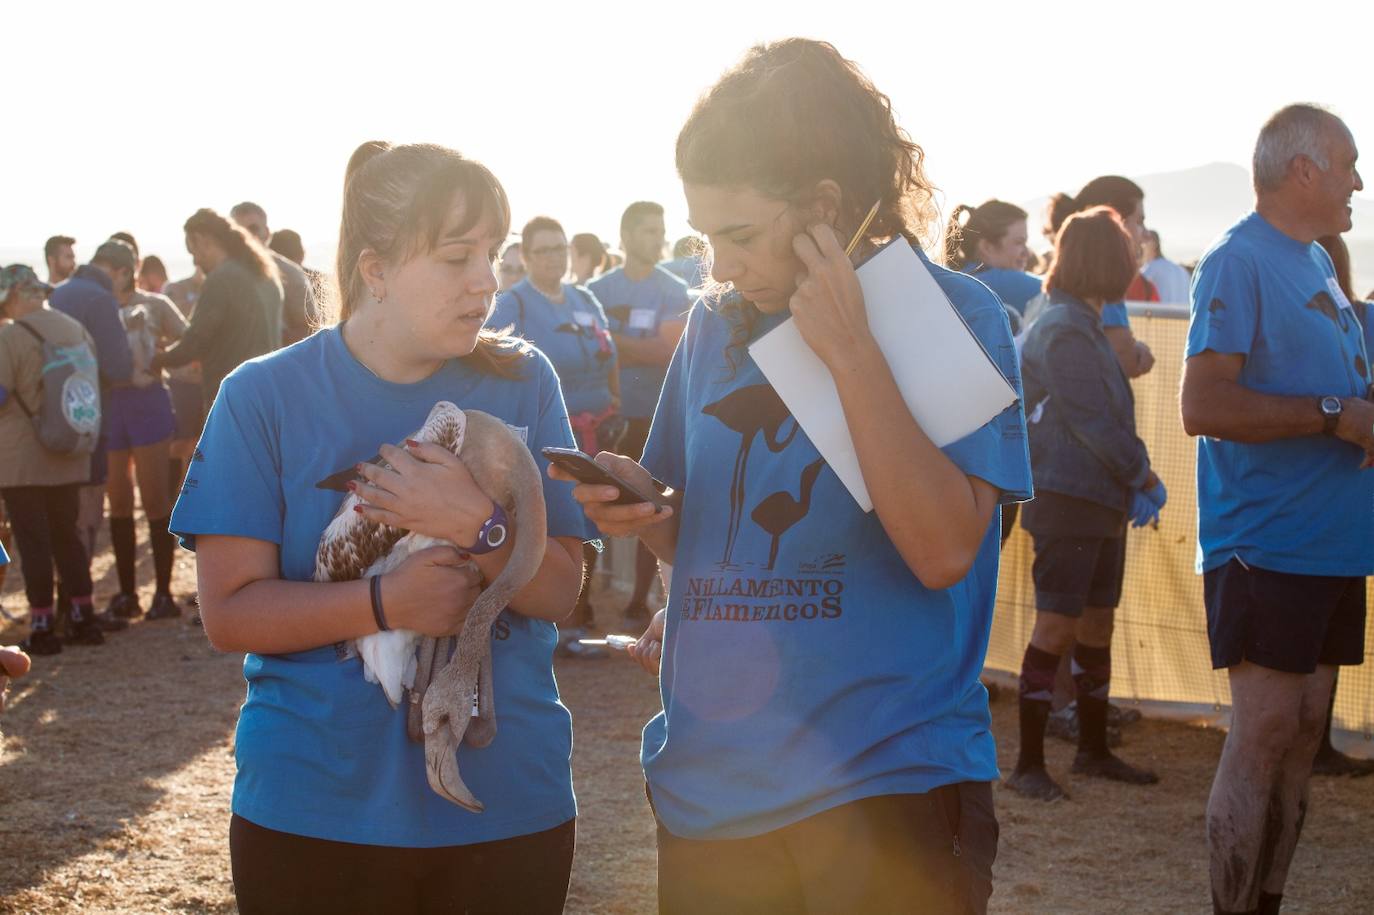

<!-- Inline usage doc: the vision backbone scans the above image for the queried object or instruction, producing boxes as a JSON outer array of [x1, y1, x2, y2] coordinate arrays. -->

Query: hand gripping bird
[[313, 401, 547, 812]]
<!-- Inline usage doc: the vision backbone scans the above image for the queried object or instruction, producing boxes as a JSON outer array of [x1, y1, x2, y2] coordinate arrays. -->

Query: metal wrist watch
[[461, 502, 509, 555], [1320, 395, 1343, 436]]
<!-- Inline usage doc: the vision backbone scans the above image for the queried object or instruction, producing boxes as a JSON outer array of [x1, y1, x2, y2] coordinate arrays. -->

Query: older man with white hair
[[1181, 103, 1369, 915]]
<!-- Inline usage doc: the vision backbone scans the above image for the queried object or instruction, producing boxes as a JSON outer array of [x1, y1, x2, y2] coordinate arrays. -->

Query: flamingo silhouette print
[[702, 384, 799, 565], [750, 458, 827, 570]]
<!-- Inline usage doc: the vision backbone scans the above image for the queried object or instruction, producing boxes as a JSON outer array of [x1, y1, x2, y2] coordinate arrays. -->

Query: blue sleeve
[[640, 307, 697, 491], [1186, 253, 1258, 358], [940, 291, 1033, 503], [169, 366, 285, 550], [1101, 302, 1130, 328], [89, 292, 134, 384], [527, 352, 594, 541], [0, 385, 7, 408]]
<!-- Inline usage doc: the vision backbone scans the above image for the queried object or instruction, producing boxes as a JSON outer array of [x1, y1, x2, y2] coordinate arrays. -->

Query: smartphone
[[540, 447, 667, 509]]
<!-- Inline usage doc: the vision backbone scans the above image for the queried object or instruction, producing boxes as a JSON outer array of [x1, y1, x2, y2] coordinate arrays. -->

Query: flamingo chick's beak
[[424, 717, 482, 813]]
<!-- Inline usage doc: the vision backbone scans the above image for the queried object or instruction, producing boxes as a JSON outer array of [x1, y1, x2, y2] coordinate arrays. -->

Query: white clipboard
[[748, 239, 1018, 512]]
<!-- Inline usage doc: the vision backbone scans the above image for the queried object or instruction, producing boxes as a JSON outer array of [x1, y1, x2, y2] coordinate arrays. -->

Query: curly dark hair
[[676, 38, 939, 372]]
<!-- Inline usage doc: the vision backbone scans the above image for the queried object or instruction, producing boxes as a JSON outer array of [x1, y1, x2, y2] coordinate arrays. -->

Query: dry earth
[[1, 524, 1372, 914]]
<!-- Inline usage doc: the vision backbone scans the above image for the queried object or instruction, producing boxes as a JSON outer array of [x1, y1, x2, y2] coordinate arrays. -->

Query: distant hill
[[1026, 162, 1374, 296]]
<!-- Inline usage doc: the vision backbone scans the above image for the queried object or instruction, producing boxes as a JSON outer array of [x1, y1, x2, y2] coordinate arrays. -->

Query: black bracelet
[[369, 574, 390, 632]]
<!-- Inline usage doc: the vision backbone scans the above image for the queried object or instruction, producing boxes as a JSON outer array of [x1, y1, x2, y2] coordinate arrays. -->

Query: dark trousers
[[656, 784, 998, 915], [229, 815, 575, 915], [0, 484, 92, 608]]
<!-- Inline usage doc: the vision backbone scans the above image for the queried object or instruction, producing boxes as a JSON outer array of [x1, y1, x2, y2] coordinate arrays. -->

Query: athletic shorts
[[168, 379, 206, 441], [1029, 533, 1126, 617], [106, 385, 176, 451], [1204, 558, 1366, 674]]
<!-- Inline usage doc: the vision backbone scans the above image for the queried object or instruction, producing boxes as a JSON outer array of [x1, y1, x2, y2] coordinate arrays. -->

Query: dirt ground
[[2, 525, 1372, 914]]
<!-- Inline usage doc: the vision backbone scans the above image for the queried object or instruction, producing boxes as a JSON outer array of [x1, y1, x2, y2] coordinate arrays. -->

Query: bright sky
[[5, 0, 1372, 276]]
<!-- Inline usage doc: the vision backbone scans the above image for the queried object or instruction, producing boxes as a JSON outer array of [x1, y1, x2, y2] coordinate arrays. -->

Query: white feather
[[354, 533, 446, 707]]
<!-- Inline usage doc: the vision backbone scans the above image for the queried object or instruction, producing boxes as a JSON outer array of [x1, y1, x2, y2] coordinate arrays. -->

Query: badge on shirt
[[572, 311, 596, 328], [629, 308, 657, 331], [1328, 277, 1354, 312]]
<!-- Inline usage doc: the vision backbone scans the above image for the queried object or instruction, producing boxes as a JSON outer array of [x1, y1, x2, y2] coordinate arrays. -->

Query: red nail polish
[[355, 463, 364, 473], [405, 439, 420, 448], [346, 481, 357, 492], [353, 505, 363, 513]]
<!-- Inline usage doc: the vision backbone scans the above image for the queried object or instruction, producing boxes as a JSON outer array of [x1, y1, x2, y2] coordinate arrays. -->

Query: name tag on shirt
[[572, 311, 596, 328], [629, 308, 657, 331], [1329, 278, 1354, 311]]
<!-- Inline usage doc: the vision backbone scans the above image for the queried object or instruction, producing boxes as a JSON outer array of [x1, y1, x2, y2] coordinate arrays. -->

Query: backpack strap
[[14, 319, 45, 345], [8, 320, 42, 419]]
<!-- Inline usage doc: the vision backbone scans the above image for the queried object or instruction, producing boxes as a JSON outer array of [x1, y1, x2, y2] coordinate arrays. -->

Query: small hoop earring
[[372, 288, 385, 303]]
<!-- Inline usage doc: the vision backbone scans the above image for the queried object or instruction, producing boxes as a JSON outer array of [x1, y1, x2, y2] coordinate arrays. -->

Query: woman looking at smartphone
[[171, 142, 589, 915], [553, 39, 1031, 914]]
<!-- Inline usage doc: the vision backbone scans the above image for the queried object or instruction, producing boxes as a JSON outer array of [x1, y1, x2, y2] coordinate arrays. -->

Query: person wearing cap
[[101, 237, 188, 623], [0, 265, 104, 654]]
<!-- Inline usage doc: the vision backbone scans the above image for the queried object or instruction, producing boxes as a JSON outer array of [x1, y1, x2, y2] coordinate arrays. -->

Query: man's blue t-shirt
[[1186, 211, 1373, 576], [660, 255, 708, 289], [961, 265, 1041, 317], [639, 246, 1032, 840], [488, 279, 616, 417], [169, 326, 590, 847], [0, 540, 8, 565], [588, 266, 691, 420]]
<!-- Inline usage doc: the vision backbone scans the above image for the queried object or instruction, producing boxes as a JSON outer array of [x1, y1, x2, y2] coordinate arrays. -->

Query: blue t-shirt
[[639, 246, 1032, 840], [961, 265, 1041, 317], [0, 540, 8, 565], [1186, 211, 1374, 576], [660, 255, 709, 289], [588, 266, 691, 420], [1100, 301, 1130, 328], [168, 326, 590, 847], [489, 279, 616, 417]]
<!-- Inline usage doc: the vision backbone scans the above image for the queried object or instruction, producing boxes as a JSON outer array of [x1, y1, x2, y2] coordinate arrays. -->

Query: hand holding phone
[[541, 447, 667, 509]]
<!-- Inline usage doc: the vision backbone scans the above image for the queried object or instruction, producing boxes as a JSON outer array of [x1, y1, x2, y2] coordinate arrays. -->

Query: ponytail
[[944, 200, 1029, 272], [183, 208, 279, 284], [1045, 175, 1144, 237], [943, 204, 976, 271]]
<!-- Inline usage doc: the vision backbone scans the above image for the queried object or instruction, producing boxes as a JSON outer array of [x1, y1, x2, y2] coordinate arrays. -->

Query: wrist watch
[[461, 502, 509, 555], [1320, 396, 1343, 436]]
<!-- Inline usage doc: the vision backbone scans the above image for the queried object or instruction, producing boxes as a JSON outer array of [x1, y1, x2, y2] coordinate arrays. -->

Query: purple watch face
[[465, 503, 509, 555]]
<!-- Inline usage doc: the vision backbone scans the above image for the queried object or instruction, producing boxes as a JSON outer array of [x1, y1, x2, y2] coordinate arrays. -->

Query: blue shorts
[[1204, 559, 1366, 673], [1029, 533, 1126, 617], [168, 379, 206, 441], [106, 385, 176, 451]]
